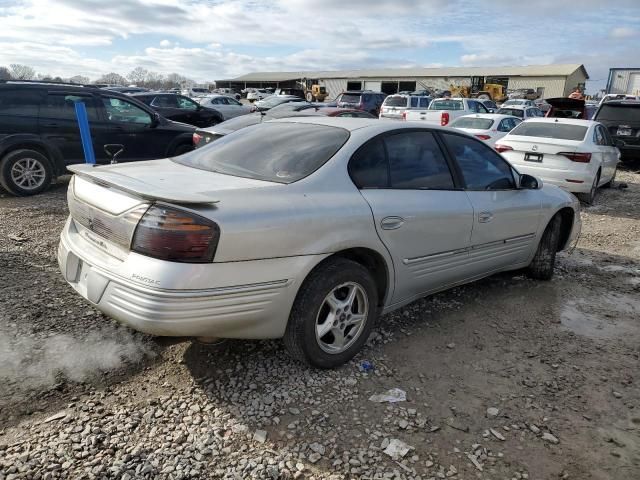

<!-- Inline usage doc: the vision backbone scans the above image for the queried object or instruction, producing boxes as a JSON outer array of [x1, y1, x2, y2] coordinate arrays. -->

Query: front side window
[[102, 97, 152, 125], [42, 94, 99, 121], [175, 123, 349, 184], [442, 133, 515, 190], [177, 96, 199, 110], [386, 132, 454, 190]]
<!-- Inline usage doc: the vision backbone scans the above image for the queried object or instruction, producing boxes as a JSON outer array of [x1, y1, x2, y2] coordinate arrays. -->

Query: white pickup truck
[[404, 97, 490, 126]]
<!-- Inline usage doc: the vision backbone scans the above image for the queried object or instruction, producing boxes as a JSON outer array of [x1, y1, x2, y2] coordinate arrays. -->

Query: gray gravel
[[1, 171, 639, 479]]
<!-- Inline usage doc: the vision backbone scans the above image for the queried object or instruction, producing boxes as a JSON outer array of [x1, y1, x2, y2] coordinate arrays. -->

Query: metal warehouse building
[[218, 64, 588, 100], [606, 68, 640, 95]]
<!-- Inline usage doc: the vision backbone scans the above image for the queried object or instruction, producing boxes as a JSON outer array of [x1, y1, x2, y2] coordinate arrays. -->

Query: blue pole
[[74, 101, 96, 164]]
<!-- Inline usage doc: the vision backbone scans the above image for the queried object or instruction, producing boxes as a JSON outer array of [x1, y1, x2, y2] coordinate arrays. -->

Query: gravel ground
[[1, 170, 639, 480]]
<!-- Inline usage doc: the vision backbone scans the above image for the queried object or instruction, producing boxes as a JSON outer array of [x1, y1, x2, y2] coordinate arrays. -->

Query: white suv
[[379, 94, 432, 120]]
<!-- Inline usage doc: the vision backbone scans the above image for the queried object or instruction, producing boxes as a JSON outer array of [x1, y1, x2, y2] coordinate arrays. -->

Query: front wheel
[[284, 258, 378, 368], [526, 215, 561, 280]]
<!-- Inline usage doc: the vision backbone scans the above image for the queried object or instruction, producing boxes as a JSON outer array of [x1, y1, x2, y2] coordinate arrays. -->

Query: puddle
[[560, 294, 640, 340]]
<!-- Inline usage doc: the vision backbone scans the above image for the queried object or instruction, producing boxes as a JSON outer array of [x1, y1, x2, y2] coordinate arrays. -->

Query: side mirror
[[520, 173, 541, 190], [151, 112, 161, 127]]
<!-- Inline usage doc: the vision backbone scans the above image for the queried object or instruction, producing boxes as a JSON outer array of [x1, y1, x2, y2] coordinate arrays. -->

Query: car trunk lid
[[499, 137, 583, 169]]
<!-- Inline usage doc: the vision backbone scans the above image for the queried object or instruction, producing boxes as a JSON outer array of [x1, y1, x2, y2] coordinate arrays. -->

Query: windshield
[[497, 108, 524, 118], [508, 122, 588, 141], [595, 104, 640, 122], [338, 94, 362, 104], [429, 100, 463, 111], [384, 96, 408, 107], [452, 118, 494, 129], [174, 123, 350, 183]]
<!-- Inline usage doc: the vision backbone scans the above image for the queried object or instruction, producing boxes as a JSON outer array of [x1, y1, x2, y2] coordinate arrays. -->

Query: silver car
[[198, 94, 254, 120], [58, 118, 581, 368]]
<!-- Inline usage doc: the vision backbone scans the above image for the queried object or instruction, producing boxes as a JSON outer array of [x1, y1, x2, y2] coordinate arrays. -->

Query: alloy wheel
[[315, 282, 369, 354], [10, 158, 47, 190]]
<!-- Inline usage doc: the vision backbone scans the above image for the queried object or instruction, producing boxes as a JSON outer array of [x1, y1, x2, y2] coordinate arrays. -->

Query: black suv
[[336, 90, 387, 116], [593, 100, 640, 161], [130, 92, 224, 127], [0, 81, 195, 196]]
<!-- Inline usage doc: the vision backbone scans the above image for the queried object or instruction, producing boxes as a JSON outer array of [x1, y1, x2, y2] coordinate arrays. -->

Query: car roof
[[273, 115, 455, 132], [519, 118, 599, 127]]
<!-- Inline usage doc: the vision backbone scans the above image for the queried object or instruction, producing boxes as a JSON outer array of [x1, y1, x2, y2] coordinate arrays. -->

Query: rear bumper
[[58, 217, 326, 338]]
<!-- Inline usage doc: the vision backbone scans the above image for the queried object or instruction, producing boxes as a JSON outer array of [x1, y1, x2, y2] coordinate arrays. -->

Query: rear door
[[349, 130, 474, 303], [440, 131, 542, 273], [0, 88, 41, 137], [39, 91, 110, 165], [594, 124, 619, 181]]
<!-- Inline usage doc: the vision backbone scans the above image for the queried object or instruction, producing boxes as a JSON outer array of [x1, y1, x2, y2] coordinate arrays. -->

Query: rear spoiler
[[67, 164, 219, 204]]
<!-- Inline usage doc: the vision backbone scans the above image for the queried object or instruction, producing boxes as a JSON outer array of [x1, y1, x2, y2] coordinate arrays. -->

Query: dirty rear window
[[451, 117, 494, 129], [384, 96, 408, 107], [595, 104, 640, 122], [173, 123, 350, 183], [508, 122, 588, 141], [428, 100, 463, 111]]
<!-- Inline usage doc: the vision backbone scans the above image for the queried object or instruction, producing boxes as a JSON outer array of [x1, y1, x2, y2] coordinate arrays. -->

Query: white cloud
[[159, 39, 172, 48], [610, 27, 637, 38]]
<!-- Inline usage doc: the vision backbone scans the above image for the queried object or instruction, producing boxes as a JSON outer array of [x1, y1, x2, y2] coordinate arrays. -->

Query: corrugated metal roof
[[223, 64, 588, 82]]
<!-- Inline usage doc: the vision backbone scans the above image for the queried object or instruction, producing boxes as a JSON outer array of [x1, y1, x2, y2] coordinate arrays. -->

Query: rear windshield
[[451, 118, 494, 129], [174, 123, 350, 183], [384, 96, 408, 107], [508, 122, 588, 141], [497, 108, 524, 118], [339, 94, 362, 104], [429, 100, 463, 111], [595, 104, 640, 122], [192, 88, 208, 93]]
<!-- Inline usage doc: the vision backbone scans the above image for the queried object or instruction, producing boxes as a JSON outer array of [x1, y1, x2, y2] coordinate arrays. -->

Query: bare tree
[[95, 72, 128, 85], [128, 67, 149, 86], [0, 66, 10, 80], [69, 75, 90, 84], [10, 64, 36, 80]]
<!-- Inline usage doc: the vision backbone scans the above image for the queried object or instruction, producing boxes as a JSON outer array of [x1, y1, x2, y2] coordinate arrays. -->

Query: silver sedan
[[58, 118, 581, 368]]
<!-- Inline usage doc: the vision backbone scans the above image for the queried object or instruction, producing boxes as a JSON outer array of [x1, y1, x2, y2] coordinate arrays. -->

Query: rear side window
[[339, 94, 362, 104], [349, 131, 455, 190], [151, 95, 178, 108], [442, 133, 515, 190], [509, 122, 587, 141], [386, 132, 454, 190], [41, 94, 99, 121], [0, 89, 40, 117]]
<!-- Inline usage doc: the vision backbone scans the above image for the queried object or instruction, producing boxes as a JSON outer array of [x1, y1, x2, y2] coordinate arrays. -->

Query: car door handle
[[380, 216, 405, 230], [478, 212, 493, 223]]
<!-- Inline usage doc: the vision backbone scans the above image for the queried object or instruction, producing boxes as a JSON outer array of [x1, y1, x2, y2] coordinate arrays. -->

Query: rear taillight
[[441, 112, 450, 126], [475, 134, 491, 140], [131, 205, 220, 263], [193, 133, 203, 146], [494, 144, 513, 153], [559, 152, 592, 163]]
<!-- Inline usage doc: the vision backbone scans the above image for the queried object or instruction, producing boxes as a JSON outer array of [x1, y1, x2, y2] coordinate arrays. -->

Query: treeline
[[0, 64, 211, 89]]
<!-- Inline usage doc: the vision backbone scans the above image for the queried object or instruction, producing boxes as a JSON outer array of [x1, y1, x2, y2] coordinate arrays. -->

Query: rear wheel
[[602, 166, 616, 188], [0, 149, 53, 196], [526, 215, 561, 280], [577, 171, 600, 205], [284, 258, 378, 368]]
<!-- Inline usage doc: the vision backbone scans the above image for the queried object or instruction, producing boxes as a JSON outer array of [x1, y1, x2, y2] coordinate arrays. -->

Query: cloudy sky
[[0, 0, 639, 91]]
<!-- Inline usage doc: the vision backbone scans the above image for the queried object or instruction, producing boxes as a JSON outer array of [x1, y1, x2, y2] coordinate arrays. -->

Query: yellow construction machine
[[450, 77, 508, 102]]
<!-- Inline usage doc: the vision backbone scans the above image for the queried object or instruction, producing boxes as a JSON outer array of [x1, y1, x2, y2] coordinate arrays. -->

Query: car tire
[[172, 144, 193, 156], [284, 258, 379, 369], [577, 171, 600, 205], [0, 149, 53, 196], [526, 214, 561, 281], [602, 166, 616, 188]]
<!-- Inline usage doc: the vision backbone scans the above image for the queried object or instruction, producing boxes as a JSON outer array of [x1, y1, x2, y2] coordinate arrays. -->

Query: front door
[[440, 131, 542, 275], [348, 130, 474, 304], [100, 96, 166, 161]]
